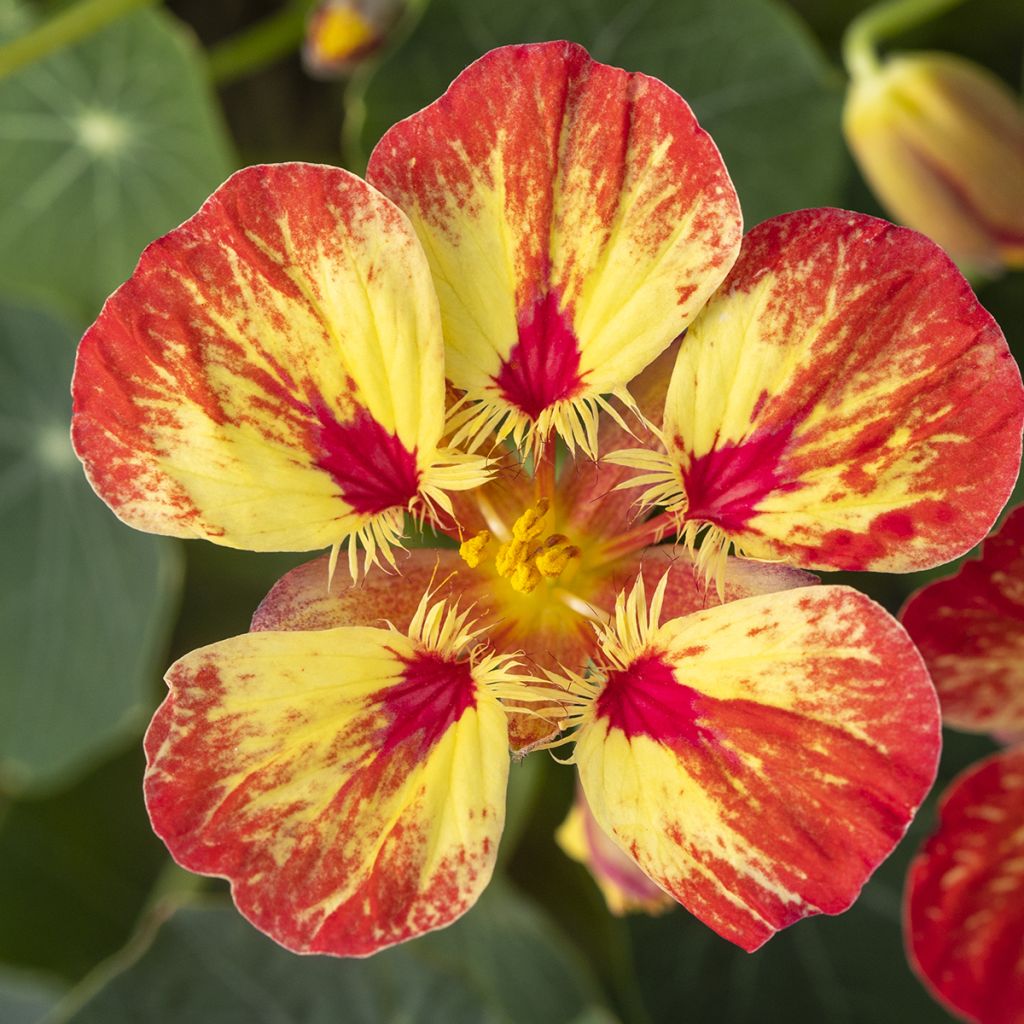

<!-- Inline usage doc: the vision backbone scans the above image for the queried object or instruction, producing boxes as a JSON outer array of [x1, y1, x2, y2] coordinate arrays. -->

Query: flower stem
[[207, 0, 319, 87], [0, 0, 157, 81], [842, 0, 970, 80]]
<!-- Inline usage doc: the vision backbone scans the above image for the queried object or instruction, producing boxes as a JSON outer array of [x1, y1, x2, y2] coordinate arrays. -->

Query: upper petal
[[72, 162, 469, 553], [574, 584, 940, 950], [902, 505, 1024, 734], [367, 41, 741, 453], [145, 625, 509, 956], [661, 208, 1024, 572], [906, 747, 1024, 1024]]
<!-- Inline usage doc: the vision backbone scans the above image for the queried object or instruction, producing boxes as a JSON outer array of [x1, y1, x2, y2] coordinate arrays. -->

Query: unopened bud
[[843, 52, 1024, 272]]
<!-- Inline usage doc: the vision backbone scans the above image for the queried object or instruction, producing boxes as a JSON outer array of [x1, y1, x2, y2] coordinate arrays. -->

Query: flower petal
[[660, 208, 1024, 571], [902, 505, 1024, 734], [367, 41, 741, 454], [574, 584, 939, 950], [251, 549, 465, 632], [73, 162, 482, 555], [145, 626, 509, 955], [906, 747, 1024, 1024]]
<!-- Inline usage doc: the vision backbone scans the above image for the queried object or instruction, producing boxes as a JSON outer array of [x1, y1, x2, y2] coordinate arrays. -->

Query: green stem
[[842, 0, 970, 80], [0, 0, 157, 81], [207, 0, 318, 87]]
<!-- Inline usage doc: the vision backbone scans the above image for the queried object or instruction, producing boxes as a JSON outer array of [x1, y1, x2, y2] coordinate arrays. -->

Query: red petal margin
[[902, 505, 1024, 734], [367, 42, 740, 421], [145, 627, 509, 956], [906, 747, 1024, 1024], [72, 163, 446, 551], [575, 585, 940, 951], [666, 208, 1024, 572]]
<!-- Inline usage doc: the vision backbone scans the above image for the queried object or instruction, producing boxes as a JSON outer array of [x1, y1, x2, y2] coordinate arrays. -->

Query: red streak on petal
[[493, 290, 584, 418], [596, 652, 720, 748], [315, 406, 420, 515], [380, 649, 477, 758], [681, 424, 799, 532]]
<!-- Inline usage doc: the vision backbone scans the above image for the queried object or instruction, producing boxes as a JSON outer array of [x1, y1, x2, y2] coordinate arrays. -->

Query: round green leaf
[[346, 0, 848, 227], [63, 885, 606, 1024], [0, 301, 182, 792], [0, 5, 234, 320]]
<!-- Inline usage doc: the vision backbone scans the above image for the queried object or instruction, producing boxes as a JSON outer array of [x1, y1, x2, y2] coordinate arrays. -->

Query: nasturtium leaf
[[346, 0, 847, 227], [0, 967, 64, 1024], [0, 5, 233, 320], [65, 887, 606, 1024], [0, 745, 166, 981], [0, 302, 181, 791]]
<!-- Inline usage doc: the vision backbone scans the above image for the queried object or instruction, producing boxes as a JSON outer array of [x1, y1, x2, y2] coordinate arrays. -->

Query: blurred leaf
[[0, 967, 65, 1024], [62, 884, 607, 1023], [0, 744, 167, 980], [346, 0, 848, 226], [0, 301, 182, 791], [0, 5, 233, 321]]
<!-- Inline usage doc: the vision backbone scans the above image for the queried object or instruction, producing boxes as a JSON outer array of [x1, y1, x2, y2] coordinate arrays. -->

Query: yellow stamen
[[512, 498, 550, 541], [535, 537, 580, 579], [510, 562, 543, 594], [459, 529, 493, 568]]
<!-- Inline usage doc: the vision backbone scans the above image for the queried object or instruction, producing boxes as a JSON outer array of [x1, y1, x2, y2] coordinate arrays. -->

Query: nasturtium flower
[[843, 51, 1024, 273], [902, 506, 1024, 1022], [71, 41, 1023, 957]]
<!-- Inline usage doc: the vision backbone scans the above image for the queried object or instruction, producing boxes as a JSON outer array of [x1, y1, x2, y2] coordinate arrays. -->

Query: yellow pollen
[[459, 529, 492, 568], [512, 498, 550, 541], [463, 500, 579, 594], [535, 537, 580, 579]]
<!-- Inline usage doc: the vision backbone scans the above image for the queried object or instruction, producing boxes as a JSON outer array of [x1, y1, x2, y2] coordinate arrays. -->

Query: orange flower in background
[[71, 42, 1024, 958], [902, 506, 1024, 1023]]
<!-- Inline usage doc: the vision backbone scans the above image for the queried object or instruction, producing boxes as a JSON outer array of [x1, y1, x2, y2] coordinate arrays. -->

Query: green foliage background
[[0, 0, 1020, 1020]]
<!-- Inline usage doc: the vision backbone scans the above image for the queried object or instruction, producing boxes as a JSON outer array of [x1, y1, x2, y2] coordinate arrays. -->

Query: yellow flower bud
[[843, 52, 1024, 272], [556, 786, 673, 916], [303, 0, 402, 79]]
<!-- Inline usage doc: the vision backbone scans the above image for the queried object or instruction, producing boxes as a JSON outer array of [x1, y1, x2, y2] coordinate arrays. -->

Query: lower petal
[[145, 626, 509, 955], [574, 584, 940, 950]]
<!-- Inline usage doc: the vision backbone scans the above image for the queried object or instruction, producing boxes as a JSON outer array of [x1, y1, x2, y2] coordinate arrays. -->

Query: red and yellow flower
[[903, 506, 1024, 1023], [72, 42, 1024, 958]]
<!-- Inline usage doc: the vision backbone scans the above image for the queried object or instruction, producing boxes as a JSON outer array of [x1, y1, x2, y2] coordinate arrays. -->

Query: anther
[[512, 498, 550, 541], [535, 536, 580, 579], [459, 529, 493, 568]]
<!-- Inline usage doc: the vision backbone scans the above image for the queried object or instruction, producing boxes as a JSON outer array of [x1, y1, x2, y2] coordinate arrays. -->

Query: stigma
[[458, 499, 580, 594]]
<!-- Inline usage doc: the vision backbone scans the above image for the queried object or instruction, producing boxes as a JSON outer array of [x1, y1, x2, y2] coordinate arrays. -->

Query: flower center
[[458, 498, 580, 594]]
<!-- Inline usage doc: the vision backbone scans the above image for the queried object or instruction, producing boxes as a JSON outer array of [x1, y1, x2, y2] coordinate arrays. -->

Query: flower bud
[[843, 52, 1024, 272], [303, 0, 402, 79], [556, 785, 674, 916]]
